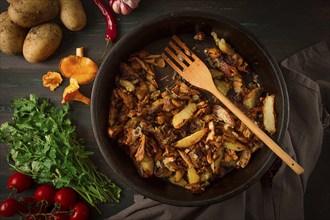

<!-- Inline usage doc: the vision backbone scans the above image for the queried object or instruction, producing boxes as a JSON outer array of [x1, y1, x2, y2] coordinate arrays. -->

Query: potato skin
[[23, 23, 62, 63], [58, 0, 86, 31], [0, 11, 27, 55], [8, 0, 59, 28]]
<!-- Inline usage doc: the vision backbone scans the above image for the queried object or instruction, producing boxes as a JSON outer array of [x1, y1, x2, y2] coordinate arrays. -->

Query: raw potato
[[0, 11, 27, 55], [23, 23, 62, 63], [58, 0, 86, 31], [8, 0, 59, 28]]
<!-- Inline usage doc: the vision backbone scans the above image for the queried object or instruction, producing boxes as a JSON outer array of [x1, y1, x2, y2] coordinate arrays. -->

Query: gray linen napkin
[[108, 41, 330, 220]]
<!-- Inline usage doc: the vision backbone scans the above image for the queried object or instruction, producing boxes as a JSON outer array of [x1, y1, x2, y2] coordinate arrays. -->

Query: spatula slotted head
[[162, 35, 215, 90]]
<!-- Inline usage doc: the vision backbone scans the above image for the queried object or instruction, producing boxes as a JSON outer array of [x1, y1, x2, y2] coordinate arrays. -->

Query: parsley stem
[[0, 95, 121, 211]]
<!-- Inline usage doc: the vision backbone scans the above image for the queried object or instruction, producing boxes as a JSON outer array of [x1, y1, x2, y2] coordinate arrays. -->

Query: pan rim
[[91, 10, 289, 206]]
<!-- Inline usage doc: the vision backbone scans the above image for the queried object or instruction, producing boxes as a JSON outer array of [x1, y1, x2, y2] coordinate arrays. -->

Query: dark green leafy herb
[[0, 94, 121, 210]]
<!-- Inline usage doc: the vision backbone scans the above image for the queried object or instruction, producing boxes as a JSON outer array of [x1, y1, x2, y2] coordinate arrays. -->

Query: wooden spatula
[[162, 35, 304, 175]]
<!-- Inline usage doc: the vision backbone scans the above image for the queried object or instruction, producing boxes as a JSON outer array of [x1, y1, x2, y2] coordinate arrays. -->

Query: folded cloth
[[108, 41, 330, 220]]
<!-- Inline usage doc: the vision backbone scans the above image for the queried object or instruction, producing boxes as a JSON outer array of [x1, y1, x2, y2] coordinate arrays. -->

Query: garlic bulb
[[110, 0, 141, 15]]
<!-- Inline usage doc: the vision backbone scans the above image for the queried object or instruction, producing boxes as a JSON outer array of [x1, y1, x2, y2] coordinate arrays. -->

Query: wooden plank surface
[[1, 0, 329, 219]]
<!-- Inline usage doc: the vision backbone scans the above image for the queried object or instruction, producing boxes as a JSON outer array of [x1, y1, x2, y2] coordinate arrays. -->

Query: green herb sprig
[[0, 94, 121, 210]]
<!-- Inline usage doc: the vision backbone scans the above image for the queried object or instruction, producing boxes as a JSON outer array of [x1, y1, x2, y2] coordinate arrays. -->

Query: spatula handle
[[209, 86, 304, 175]]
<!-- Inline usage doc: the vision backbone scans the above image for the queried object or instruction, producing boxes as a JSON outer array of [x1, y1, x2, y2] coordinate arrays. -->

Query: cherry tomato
[[34, 184, 57, 206], [54, 188, 77, 210], [7, 172, 32, 193], [70, 203, 89, 220], [0, 198, 20, 217]]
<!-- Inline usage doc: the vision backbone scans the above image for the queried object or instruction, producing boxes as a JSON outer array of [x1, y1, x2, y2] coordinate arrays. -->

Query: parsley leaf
[[0, 94, 121, 209]]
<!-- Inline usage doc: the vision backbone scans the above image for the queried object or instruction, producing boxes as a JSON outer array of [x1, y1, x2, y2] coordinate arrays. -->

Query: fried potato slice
[[213, 105, 235, 128], [262, 94, 276, 135], [172, 103, 197, 129], [169, 175, 187, 187], [223, 140, 245, 151], [187, 167, 200, 184], [174, 128, 208, 148], [139, 155, 154, 178], [119, 79, 135, 92], [214, 79, 230, 96], [243, 87, 261, 109], [211, 32, 235, 56], [174, 170, 185, 182], [236, 148, 251, 168]]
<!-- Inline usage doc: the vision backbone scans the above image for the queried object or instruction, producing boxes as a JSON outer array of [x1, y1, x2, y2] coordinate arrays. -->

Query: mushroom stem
[[76, 47, 84, 57], [61, 90, 91, 105], [72, 92, 91, 105]]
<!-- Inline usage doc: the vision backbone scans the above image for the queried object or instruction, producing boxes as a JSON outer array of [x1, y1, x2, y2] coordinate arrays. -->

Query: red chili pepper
[[93, 0, 117, 58]]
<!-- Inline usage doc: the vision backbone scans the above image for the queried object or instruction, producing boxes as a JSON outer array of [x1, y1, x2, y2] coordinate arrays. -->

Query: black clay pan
[[91, 11, 289, 206]]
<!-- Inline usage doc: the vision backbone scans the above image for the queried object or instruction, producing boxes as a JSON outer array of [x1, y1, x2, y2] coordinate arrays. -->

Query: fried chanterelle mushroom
[[107, 34, 277, 193], [59, 47, 98, 85], [42, 71, 63, 91], [61, 78, 90, 105]]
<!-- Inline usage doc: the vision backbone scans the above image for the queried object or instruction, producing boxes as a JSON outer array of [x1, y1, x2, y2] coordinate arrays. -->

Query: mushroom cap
[[59, 55, 99, 85], [42, 71, 63, 91]]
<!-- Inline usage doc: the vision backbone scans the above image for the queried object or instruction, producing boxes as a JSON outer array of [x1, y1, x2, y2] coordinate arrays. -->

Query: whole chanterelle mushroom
[[62, 78, 91, 105], [59, 47, 98, 85]]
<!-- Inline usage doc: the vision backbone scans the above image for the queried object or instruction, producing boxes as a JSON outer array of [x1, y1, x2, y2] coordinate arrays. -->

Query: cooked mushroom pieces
[[107, 34, 278, 193]]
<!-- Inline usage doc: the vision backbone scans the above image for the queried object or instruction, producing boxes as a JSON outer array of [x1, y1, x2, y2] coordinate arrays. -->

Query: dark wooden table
[[1, 0, 329, 219]]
